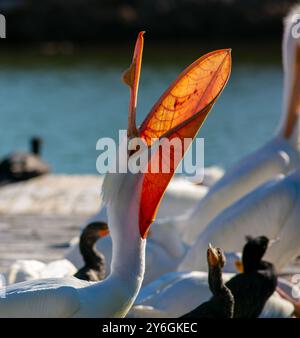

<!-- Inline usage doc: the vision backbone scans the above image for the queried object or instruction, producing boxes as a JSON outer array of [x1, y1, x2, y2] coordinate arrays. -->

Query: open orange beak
[[124, 32, 231, 238], [123, 31, 144, 138]]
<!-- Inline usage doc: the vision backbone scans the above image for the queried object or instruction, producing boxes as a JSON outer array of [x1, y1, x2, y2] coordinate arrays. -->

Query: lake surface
[[0, 42, 283, 174]]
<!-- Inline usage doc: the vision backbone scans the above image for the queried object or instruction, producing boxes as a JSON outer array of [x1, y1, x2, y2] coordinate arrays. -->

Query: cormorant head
[[207, 243, 226, 269], [30, 137, 42, 156], [242, 235, 269, 271]]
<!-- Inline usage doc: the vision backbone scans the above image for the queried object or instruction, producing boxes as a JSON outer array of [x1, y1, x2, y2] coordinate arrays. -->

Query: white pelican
[[179, 168, 300, 272], [0, 33, 231, 317], [179, 6, 300, 244], [187, 165, 224, 186]]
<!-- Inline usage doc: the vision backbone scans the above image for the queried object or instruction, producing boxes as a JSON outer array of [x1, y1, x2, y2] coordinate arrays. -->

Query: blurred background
[[0, 0, 297, 173]]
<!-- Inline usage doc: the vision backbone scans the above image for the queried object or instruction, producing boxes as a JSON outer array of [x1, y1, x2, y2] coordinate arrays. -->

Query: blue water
[[0, 44, 282, 173]]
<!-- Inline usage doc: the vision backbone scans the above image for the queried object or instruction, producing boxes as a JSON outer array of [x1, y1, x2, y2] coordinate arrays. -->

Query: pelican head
[[281, 5, 300, 145]]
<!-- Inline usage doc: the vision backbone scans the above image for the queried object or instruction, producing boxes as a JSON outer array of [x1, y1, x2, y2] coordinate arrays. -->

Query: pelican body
[[180, 8, 300, 269], [180, 7, 300, 244], [179, 168, 300, 272]]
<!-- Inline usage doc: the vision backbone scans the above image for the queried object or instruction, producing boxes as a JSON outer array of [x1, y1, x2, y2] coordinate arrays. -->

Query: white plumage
[[6, 259, 76, 284], [65, 176, 208, 284], [66, 218, 189, 285], [0, 169, 149, 317], [178, 8, 300, 244], [182, 140, 300, 244], [179, 170, 300, 272]]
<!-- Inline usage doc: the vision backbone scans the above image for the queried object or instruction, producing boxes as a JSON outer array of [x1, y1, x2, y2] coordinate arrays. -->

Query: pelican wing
[[0, 277, 83, 317], [129, 271, 211, 318], [259, 292, 294, 318], [179, 172, 299, 272]]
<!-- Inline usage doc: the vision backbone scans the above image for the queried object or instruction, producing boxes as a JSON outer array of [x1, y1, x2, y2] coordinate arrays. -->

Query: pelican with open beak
[[0, 33, 231, 317]]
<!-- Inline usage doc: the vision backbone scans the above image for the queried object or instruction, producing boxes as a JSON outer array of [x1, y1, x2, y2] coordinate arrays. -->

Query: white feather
[[179, 170, 300, 272]]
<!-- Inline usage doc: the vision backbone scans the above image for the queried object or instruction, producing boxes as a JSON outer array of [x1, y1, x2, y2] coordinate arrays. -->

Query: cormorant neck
[[209, 264, 234, 318], [258, 260, 274, 271], [31, 140, 41, 156], [208, 265, 226, 295], [243, 256, 261, 273], [80, 239, 104, 268]]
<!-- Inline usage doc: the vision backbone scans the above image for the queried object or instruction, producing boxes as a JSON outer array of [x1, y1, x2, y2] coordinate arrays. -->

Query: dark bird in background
[[225, 235, 277, 318], [0, 136, 50, 185], [74, 222, 109, 282], [181, 244, 234, 318]]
